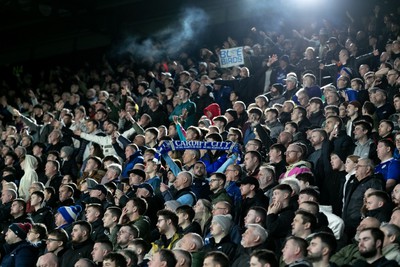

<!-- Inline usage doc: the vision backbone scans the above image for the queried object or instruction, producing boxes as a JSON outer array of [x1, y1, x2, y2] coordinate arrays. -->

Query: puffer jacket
[[1, 240, 38, 267], [342, 174, 384, 232]]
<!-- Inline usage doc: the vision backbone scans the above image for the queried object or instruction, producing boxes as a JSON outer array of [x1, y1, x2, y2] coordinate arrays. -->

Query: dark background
[[0, 0, 393, 65]]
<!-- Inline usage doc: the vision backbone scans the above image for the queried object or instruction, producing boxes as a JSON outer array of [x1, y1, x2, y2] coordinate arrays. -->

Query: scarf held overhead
[[158, 141, 241, 154]]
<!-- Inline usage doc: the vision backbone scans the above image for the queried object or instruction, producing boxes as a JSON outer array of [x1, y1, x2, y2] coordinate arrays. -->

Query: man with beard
[[209, 172, 232, 205], [331, 217, 379, 266], [61, 221, 94, 267], [307, 129, 330, 190], [307, 232, 337, 267], [151, 209, 182, 253], [353, 228, 398, 266], [392, 184, 400, 208], [281, 143, 312, 181], [377, 120, 395, 142], [190, 161, 211, 201]]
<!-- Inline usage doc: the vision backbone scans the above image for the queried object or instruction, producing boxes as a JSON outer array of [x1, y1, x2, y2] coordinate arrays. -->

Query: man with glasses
[[244, 138, 262, 153], [224, 164, 242, 205], [46, 229, 69, 260], [151, 209, 182, 253], [209, 172, 232, 205], [342, 158, 384, 241], [116, 224, 138, 249], [280, 143, 312, 181]]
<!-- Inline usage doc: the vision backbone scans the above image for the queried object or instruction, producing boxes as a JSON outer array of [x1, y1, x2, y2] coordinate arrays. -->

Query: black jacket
[[309, 110, 325, 127], [342, 174, 384, 235], [1, 240, 39, 267], [266, 205, 296, 255], [333, 130, 355, 161], [61, 238, 94, 267], [235, 190, 268, 227], [90, 219, 108, 241], [0, 202, 12, 232], [204, 235, 237, 260], [365, 202, 393, 223], [146, 106, 170, 128], [351, 256, 398, 267], [231, 243, 267, 267], [30, 206, 54, 231]]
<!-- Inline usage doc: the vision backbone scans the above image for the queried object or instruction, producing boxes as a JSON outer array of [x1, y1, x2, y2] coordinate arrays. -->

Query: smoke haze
[[120, 7, 209, 59]]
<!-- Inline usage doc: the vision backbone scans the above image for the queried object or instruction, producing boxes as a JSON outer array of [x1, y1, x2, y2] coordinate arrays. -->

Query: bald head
[[37, 253, 59, 267], [356, 217, 380, 240]]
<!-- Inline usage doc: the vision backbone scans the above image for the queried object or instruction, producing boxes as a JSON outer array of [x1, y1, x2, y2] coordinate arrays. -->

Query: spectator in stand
[[281, 236, 310, 267], [232, 101, 248, 130], [91, 240, 113, 267], [266, 184, 296, 254], [1, 222, 39, 266], [85, 203, 107, 241], [231, 224, 268, 267], [61, 221, 94, 267], [30, 190, 54, 230], [19, 154, 39, 201], [375, 139, 400, 191], [281, 142, 312, 181], [352, 228, 398, 266], [380, 223, 400, 264], [307, 232, 337, 267], [169, 88, 196, 129], [342, 158, 384, 240], [378, 119, 395, 142]]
